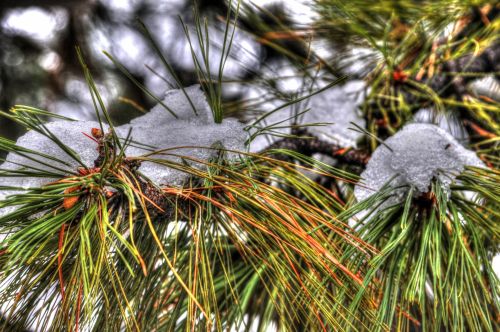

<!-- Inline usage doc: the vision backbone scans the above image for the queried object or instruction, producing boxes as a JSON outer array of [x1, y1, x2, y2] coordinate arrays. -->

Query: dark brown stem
[[264, 129, 370, 166]]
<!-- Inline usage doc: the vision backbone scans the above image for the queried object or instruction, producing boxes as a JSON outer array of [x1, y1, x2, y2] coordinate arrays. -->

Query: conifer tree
[[0, 1, 498, 331]]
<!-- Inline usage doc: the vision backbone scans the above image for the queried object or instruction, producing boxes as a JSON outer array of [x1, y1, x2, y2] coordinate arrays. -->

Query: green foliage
[[345, 168, 499, 331], [236, 1, 500, 330], [315, 0, 499, 146], [0, 104, 379, 331], [0, 0, 499, 331]]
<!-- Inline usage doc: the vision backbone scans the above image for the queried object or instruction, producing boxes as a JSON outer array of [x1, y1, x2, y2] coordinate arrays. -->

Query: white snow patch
[[302, 80, 367, 147], [129, 85, 211, 125], [339, 47, 379, 77], [231, 313, 278, 332], [172, 22, 261, 79], [248, 103, 296, 153], [249, 80, 367, 152], [0, 120, 105, 203], [493, 254, 500, 279], [354, 123, 484, 203], [1, 7, 68, 43], [0, 85, 247, 209], [469, 75, 500, 102], [238, 0, 317, 25], [88, 25, 153, 75]]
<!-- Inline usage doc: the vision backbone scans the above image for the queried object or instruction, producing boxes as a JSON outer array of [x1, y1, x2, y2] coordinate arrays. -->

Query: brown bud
[[63, 186, 81, 210], [91, 128, 103, 139], [77, 167, 89, 176]]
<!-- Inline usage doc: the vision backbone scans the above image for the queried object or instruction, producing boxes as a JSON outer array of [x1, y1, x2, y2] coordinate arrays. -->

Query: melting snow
[[0, 85, 247, 206], [354, 123, 484, 203], [302, 80, 367, 147]]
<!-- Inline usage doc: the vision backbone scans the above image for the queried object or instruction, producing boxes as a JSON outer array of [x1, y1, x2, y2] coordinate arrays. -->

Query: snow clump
[[354, 123, 484, 203], [0, 85, 247, 203]]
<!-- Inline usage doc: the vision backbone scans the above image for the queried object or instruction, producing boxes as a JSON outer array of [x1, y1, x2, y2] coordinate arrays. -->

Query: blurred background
[[0, 0, 317, 140], [3, 0, 495, 151]]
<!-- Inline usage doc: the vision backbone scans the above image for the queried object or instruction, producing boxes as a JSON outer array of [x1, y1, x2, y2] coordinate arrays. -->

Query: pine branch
[[264, 128, 370, 166], [426, 42, 500, 98]]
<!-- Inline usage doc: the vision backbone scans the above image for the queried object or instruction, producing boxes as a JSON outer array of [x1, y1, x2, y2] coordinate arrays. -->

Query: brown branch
[[264, 129, 370, 166]]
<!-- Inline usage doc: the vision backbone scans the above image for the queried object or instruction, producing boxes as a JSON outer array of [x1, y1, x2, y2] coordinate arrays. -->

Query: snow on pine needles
[[0, 85, 247, 207], [354, 123, 485, 203]]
